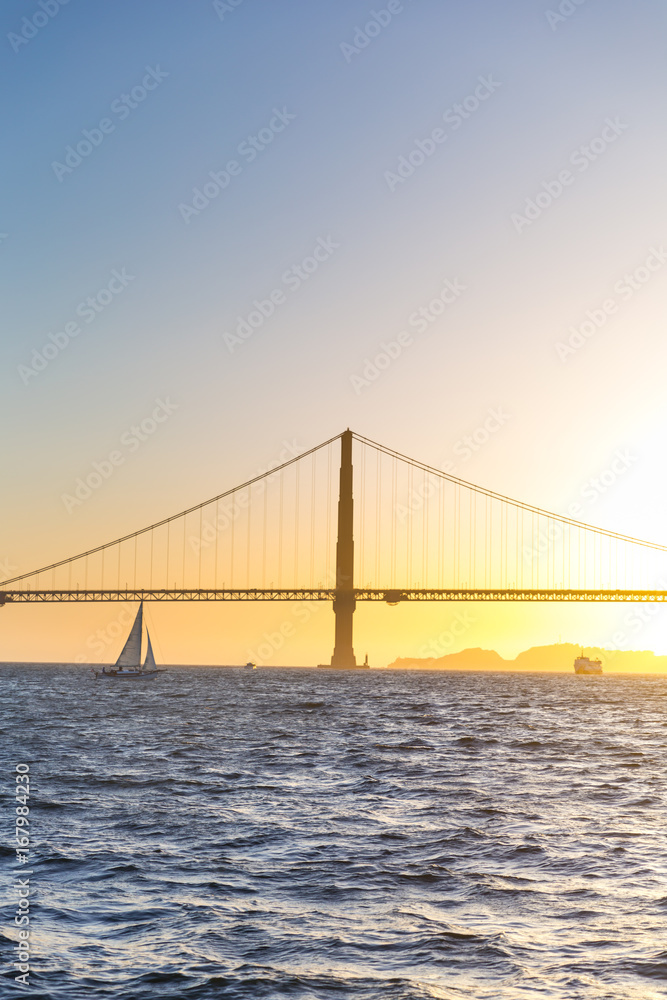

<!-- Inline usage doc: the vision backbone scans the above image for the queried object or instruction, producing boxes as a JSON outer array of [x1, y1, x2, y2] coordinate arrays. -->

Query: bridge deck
[[2, 588, 667, 604]]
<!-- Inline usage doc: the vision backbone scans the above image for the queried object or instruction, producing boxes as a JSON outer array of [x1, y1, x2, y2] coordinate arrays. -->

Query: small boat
[[244, 661, 256, 670], [574, 649, 602, 674], [93, 603, 163, 680]]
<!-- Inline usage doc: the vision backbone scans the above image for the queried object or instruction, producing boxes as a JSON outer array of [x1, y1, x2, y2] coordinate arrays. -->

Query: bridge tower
[[323, 429, 364, 668]]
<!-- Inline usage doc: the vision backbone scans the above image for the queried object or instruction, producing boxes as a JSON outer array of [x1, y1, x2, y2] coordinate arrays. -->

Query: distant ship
[[574, 650, 602, 674], [93, 603, 162, 680], [244, 662, 256, 670]]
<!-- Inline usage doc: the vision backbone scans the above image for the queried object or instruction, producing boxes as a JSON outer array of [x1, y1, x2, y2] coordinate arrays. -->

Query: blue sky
[[3, 0, 667, 662]]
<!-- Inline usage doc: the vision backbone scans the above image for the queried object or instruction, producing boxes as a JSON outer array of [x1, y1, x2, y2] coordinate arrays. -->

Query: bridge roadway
[[3, 588, 667, 604]]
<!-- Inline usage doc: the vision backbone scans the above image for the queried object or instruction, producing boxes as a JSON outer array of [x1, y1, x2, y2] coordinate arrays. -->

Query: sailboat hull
[[94, 669, 161, 680]]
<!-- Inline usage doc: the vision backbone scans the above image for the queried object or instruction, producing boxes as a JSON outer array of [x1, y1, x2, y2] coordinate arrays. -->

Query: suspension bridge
[[3, 429, 667, 667]]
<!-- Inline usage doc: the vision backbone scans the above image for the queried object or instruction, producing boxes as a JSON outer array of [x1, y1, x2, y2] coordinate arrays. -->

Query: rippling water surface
[[2, 664, 667, 999]]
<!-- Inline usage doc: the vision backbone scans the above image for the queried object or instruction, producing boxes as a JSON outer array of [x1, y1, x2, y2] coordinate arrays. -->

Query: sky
[[2, 0, 667, 666]]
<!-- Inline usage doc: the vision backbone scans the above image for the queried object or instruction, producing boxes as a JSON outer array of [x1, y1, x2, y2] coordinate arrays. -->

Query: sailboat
[[93, 603, 163, 680]]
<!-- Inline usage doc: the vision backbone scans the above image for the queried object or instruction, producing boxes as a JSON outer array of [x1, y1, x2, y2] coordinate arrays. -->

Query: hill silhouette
[[388, 642, 667, 673]]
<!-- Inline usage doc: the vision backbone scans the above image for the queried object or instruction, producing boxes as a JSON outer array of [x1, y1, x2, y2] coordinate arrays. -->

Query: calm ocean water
[[2, 664, 667, 999]]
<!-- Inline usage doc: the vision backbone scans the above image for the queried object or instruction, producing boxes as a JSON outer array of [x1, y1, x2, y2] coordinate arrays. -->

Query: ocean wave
[[1, 664, 664, 999]]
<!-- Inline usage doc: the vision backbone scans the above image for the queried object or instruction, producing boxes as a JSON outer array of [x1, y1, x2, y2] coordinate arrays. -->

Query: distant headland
[[386, 642, 667, 673]]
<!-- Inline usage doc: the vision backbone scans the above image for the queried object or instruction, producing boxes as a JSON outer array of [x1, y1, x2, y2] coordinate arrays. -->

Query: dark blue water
[[2, 665, 667, 999]]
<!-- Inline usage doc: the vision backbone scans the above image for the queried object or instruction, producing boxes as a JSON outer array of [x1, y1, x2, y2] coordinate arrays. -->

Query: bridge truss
[[4, 588, 667, 604]]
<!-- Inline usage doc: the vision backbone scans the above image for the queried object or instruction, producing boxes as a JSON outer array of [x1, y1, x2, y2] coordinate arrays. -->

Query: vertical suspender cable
[[473, 492, 477, 589], [182, 514, 186, 590], [408, 464, 413, 588], [360, 445, 366, 586], [167, 522, 171, 592], [439, 475, 444, 588], [326, 444, 332, 586], [310, 451, 316, 588], [455, 483, 460, 588], [246, 486, 251, 589], [468, 488, 472, 587], [263, 477, 268, 589], [230, 494, 235, 589], [562, 522, 565, 591], [376, 450, 382, 586], [198, 508, 203, 589], [546, 517, 550, 591], [294, 463, 300, 588], [278, 474, 284, 588], [421, 468, 426, 588], [391, 456, 397, 587], [214, 503, 218, 591]]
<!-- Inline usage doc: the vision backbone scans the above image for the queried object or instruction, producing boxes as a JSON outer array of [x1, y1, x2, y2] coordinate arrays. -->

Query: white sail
[[143, 630, 157, 671], [115, 604, 143, 669]]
